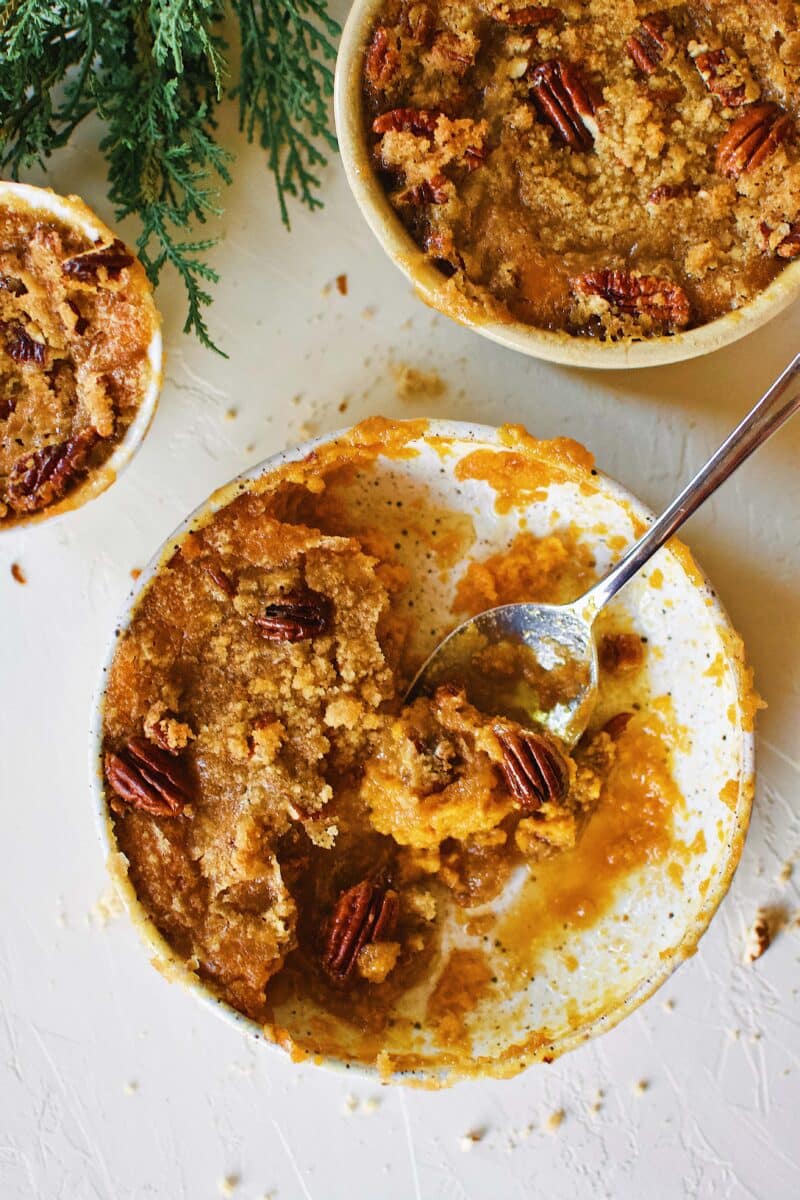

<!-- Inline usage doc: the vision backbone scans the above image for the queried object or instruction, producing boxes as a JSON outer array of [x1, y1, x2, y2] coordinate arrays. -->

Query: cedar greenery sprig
[[0, 0, 339, 352]]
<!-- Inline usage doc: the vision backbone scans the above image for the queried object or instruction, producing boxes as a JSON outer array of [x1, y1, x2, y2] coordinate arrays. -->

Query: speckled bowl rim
[[0, 181, 163, 531], [334, 0, 800, 370], [88, 420, 755, 1085]]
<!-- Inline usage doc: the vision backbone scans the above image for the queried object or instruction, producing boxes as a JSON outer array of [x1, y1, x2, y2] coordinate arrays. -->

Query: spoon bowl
[[407, 600, 597, 747]]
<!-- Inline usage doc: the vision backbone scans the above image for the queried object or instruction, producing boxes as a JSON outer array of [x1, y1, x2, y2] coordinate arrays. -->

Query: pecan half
[[4, 322, 46, 364], [62, 238, 134, 282], [365, 26, 399, 90], [715, 104, 792, 179], [496, 728, 569, 813], [530, 60, 599, 152], [253, 592, 331, 642], [322, 881, 400, 980], [777, 222, 800, 258], [464, 145, 486, 171], [372, 108, 441, 136], [105, 737, 190, 817], [398, 174, 450, 205], [693, 48, 747, 107], [492, 5, 561, 27], [429, 31, 474, 74], [573, 269, 691, 329], [626, 13, 672, 75], [6, 428, 99, 513]]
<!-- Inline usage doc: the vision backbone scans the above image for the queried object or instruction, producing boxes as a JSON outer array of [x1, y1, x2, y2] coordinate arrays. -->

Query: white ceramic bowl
[[90, 420, 755, 1084], [334, 0, 800, 369], [0, 182, 162, 529]]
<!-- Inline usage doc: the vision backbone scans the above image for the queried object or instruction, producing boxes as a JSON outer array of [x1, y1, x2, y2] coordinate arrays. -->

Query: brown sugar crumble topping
[[100, 431, 680, 1054], [362, 0, 800, 339], [0, 202, 157, 521]]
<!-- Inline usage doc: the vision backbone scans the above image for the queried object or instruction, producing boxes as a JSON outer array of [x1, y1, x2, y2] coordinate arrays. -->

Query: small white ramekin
[[0, 182, 162, 530], [334, 0, 800, 369], [90, 420, 755, 1084]]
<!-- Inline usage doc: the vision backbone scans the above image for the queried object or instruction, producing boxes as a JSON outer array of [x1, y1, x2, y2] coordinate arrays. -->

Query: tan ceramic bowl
[[0, 182, 162, 530], [334, 0, 800, 370], [90, 420, 755, 1085]]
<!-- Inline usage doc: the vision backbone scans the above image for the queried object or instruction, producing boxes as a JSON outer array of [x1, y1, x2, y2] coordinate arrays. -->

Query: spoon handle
[[581, 351, 800, 619]]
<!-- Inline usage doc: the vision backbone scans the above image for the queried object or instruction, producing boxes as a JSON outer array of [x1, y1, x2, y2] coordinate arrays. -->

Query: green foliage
[[0, 0, 339, 351]]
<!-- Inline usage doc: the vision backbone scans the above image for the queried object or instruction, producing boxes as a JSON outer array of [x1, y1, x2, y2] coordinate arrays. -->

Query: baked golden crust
[[0, 198, 157, 520], [362, 0, 800, 339]]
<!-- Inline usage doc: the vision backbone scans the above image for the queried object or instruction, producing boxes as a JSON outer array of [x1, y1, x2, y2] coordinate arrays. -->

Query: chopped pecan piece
[[66, 299, 88, 335], [322, 880, 400, 980], [424, 229, 464, 275], [372, 108, 441, 136], [625, 13, 672, 75], [0, 394, 16, 420], [4, 322, 46, 364], [777, 222, 800, 259], [203, 561, 237, 597], [693, 48, 747, 107], [496, 728, 569, 813], [492, 5, 561, 27], [0, 272, 26, 296], [253, 592, 331, 641], [602, 711, 634, 741], [365, 26, 400, 90], [530, 60, 599, 152], [398, 174, 450, 205], [464, 145, 486, 171], [105, 737, 190, 817], [647, 182, 698, 205], [599, 632, 645, 674], [429, 31, 475, 74], [6, 428, 99, 513], [62, 238, 134, 282], [715, 104, 792, 179], [145, 709, 189, 755], [405, 4, 434, 42], [573, 269, 691, 329]]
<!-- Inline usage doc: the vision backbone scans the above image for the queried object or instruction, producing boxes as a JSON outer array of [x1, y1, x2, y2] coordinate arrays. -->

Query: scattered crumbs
[[588, 1088, 604, 1116], [298, 420, 319, 440], [544, 1108, 565, 1133], [341, 1093, 359, 1116], [245, 443, 255, 455], [459, 1129, 484, 1152], [400, 317, 413, 330], [225, 407, 238, 421], [362, 306, 376, 320], [662, 998, 676, 1013], [123, 1081, 138, 1096], [744, 906, 788, 962], [778, 861, 794, 886], [219, 1175, 239, 1197], [338, 399, 350, 414], [335, 273, 348, 296], [10, 562, 26, 584], [745, 910, 771, 962], [260, 1192, 277, 1200], [749, 1030, 763, 1043], [728, 1027, 741, 1040], [130, 567, 142, 581], [632, 1080, 649, 1097], [391, 362, 446, 402], [291, 394, 302, 406], [361, 1096, 381, 1115], [88, 886, 124, 928], [516, 1123, 534, 1140]]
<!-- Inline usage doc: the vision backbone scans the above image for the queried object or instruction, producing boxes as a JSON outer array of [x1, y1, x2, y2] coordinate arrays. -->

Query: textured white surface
[[1, 42, 799, 1200]]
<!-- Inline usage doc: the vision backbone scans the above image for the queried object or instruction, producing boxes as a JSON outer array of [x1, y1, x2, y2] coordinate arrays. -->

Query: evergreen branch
[[0, 0, 339, 351]]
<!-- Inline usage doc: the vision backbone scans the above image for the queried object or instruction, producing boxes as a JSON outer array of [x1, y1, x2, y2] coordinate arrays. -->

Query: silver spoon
[[408, 352, 800, 747]]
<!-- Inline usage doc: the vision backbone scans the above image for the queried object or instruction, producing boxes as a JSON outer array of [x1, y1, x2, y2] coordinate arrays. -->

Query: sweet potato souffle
[[361, 0, 800, 339], [99, 420, 732, 1077], [0, 197, 158, 523]]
